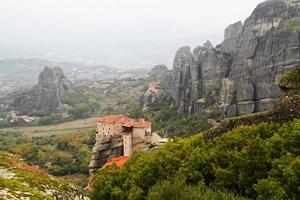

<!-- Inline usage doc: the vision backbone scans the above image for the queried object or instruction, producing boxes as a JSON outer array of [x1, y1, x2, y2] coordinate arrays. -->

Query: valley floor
[[0, 117, 96, 137]]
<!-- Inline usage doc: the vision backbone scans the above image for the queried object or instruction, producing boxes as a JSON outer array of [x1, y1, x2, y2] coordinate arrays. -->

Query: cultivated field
[[0, 117, 97, 137]]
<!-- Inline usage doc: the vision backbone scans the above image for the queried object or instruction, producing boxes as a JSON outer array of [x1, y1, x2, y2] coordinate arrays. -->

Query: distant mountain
[[0, 58, 148, 100], [0, 58, 148, 82], [0, 58, 81, 86], [70, 65, 148, 81]]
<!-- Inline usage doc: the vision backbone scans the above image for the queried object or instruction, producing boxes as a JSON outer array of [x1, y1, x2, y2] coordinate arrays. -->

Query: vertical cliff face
[[172, 46, 196, 114], [89, 134, 123, 174], [221, 0, 300, 116], [12, 66, 73, 116], [170, 42, 231, 116], [221, 21, 243, 53], [144, 0, 300, 118], [188, 42, 232, 117]]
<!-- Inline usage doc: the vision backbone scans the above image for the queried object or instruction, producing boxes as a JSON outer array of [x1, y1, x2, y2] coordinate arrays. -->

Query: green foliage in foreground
[[0, 130, 95, 176], [91, 119, 300, 200], [147, 178, 248, 200], [154, 112, 211, 138]]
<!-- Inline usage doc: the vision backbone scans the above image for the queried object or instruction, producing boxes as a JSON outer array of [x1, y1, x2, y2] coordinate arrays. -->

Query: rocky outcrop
[[203, 40, 214, 49], [142, 83, 163, 108], [172, 46, 197, 114], [221, 21, 243, 53], [149, 65, 169, 81], [204, 67, 300, 142], [141, 65, 174, 109], [89, 135, 123, 174], [144, 0, 300, 118], [12, 66, 72, 116], [220, 0, 300, 117], [193, 47, 231, 116]]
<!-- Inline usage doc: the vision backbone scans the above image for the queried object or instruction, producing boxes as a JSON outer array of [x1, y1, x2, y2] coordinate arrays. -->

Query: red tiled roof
[[97, 115, 151, 128], [148, 83, 159, 93], [102, 156, 129, 168], [97, 115, 124, 124]]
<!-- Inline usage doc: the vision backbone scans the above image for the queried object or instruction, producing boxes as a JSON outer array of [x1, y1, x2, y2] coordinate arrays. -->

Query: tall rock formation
[[172, 46, 197, 114], [220, 21, 243, 53], [12, 66, 73, 116], [221, 0, 300, 116], [141, 65, 175, 109], [144, 0, 300, 118]]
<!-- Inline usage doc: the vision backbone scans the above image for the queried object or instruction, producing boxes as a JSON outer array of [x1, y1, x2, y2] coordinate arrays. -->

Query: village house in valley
[[89, 115, 152, 174]]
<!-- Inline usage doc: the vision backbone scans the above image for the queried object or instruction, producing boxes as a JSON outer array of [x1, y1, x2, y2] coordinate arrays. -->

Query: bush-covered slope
[[91, 119, 300, 200], [0, 130, 95, 177], [0, 152, 86, 200]]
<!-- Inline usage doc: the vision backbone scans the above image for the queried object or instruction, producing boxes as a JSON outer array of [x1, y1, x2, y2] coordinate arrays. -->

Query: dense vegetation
[[0, 130, 95, 176], [62, 88, 101, 119], [91, 119, 300, 199]]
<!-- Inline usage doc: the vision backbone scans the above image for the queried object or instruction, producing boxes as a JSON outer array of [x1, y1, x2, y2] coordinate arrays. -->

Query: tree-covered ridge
[[91, 119, 300, 200]]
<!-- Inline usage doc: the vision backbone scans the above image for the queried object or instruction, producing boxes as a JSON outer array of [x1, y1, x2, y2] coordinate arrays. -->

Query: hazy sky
[[0, 0, 263, 68]]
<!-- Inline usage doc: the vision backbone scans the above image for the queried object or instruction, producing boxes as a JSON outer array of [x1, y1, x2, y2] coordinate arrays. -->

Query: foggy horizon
[[1, 0, 263, 68]]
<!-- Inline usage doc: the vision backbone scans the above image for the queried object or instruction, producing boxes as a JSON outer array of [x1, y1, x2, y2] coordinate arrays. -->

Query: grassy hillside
[[0, 152, 85, 200]]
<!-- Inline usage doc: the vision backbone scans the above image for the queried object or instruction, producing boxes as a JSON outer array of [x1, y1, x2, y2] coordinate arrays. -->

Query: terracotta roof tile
[[102, 156, 129, 168], [148, 83, 159, 93], [97, 115, 151, 128]]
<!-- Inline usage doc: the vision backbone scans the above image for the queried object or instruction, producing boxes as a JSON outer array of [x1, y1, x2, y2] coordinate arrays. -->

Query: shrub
[[278, 67, 300, 90], [91, 119, 300, 199]]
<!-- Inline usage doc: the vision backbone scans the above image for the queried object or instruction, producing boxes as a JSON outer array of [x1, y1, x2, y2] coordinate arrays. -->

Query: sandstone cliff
[[12, 66, 73, 116], [144, 0, 300, 118]]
